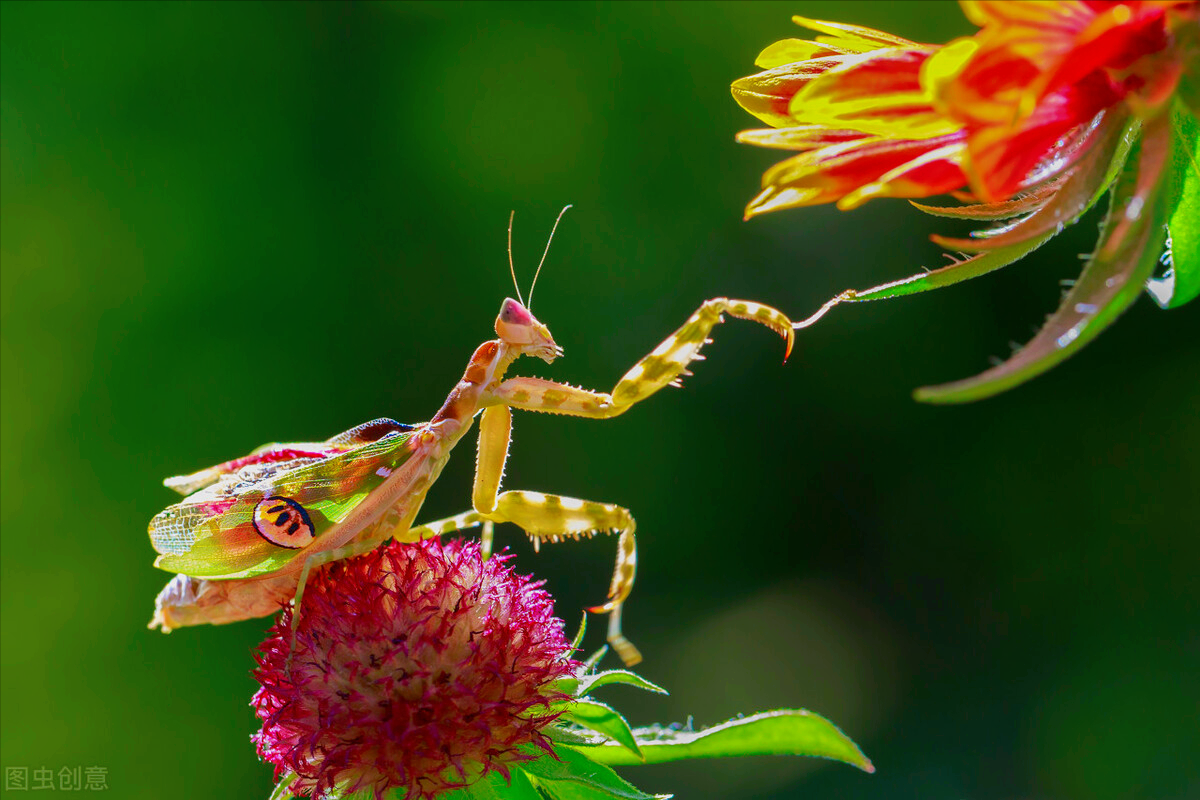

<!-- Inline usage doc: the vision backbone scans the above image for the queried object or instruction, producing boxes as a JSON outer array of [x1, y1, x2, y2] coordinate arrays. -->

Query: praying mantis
[[147, 210, 794, 665]]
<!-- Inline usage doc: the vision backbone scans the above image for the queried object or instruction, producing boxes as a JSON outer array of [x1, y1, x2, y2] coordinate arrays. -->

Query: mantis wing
[[149, 419, 418, 580], [162, 417, 416, 495]]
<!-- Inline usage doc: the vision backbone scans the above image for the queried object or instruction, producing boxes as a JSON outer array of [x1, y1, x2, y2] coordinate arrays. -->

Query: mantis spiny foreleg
[[491, 298, 794, 418]]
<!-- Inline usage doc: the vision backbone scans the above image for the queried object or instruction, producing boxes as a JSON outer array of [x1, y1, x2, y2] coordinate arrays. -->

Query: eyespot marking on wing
[[252, 496, 316, 549]]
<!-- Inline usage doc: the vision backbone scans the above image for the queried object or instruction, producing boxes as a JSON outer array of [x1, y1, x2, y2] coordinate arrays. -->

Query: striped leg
[[405, 510, 495, 559], [491, 298, 794, 418], [469, 405, 641, 663], [405, 493, 641, 665], [490, 490, 641, 666]]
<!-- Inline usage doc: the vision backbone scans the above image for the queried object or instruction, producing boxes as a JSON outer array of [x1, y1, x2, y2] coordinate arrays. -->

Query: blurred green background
[[2, 2, 1197, 798]]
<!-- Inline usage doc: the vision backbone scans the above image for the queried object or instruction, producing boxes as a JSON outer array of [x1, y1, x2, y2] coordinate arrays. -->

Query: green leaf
[[577, 670, 668, 698], [583, 645, 609, 672], [1147, 99, 1200, 309], [518, 743, 667, 800], [552, 667, 665, 702], [916, 111, 1175, 403], [560, 699, 644, 759], [572, 709, 874, 773], [845, 233, 1053, 301], [268, 772, 298, 800], [545, 725, 598, 746], [1174, 19, 1200, 119], [434, 769, 542, 800], [529, 776, 667, 800], [570, 611, 588, 652]]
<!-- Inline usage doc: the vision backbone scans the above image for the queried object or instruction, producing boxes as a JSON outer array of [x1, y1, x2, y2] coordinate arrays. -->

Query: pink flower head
[[252, 538, 578, 800]]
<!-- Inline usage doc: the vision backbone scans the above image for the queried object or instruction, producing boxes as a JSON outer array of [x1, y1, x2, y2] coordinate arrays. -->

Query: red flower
[[732, 4, 1199, 401], [732, 18, 969, 212], [734, 4, 1196, 211], [251, 539, 577, 800]]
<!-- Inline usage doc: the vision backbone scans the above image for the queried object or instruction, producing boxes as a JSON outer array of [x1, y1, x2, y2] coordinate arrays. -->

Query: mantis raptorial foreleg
[[492, 298, 794, 418]]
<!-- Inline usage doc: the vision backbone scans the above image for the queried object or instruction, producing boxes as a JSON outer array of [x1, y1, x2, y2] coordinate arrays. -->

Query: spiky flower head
[[251, 538, 578, 800]]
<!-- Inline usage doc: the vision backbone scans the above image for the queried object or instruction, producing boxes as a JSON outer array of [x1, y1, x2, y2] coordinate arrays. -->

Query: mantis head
[[496, 298, 561, 363]]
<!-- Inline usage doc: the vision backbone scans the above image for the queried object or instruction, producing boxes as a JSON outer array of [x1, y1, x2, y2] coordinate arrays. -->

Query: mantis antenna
[[507, 210, 524, 306], [527, 204, 572, 311]]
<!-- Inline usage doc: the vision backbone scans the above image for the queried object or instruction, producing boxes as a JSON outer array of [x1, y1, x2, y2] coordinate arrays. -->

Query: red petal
[[967, 72, 1120, 200], [935, 110, 1129, 249], [747, 134, 965, 215], [1033, 4, 1170, 100]]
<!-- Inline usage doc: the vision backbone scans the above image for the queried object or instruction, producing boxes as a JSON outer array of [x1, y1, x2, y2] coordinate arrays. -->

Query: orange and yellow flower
[[733, 2, 1198, 402]]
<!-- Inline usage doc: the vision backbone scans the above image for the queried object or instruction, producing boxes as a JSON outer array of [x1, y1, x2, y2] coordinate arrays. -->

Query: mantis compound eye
[[253, 496, 316, 549]]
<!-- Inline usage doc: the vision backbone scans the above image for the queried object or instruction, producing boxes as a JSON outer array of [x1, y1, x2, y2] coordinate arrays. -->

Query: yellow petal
[[787, 49, 963, 140], [755, 38, 850, 69], [920, 37, 980, 105], [791, 15, 922, 52], [735, 126, 865, 151], [745, 185, 826, 218]]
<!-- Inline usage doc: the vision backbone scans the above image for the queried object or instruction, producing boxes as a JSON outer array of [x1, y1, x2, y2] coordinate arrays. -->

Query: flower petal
[[745, 135, 964, 217], [731, 55, 859, 128], [755, 38, 849, 69], [839, 142, 967, 209], [938, 2, 1095, 125], [920, 38, 981, 101], [1026, 2, 1172, 104], [734, 126, 870, 151], [791, 15, 923, 52], [787, 47, 958, 139], [965, 73, 1121, 200], [935, 110, 1132, 249], [960, 0, 1094, 32], [915, 110, 1173, 403]]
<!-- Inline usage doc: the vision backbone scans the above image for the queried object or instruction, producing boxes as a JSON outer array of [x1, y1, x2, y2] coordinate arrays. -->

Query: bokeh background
[[2, 2, 1197, 798]]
